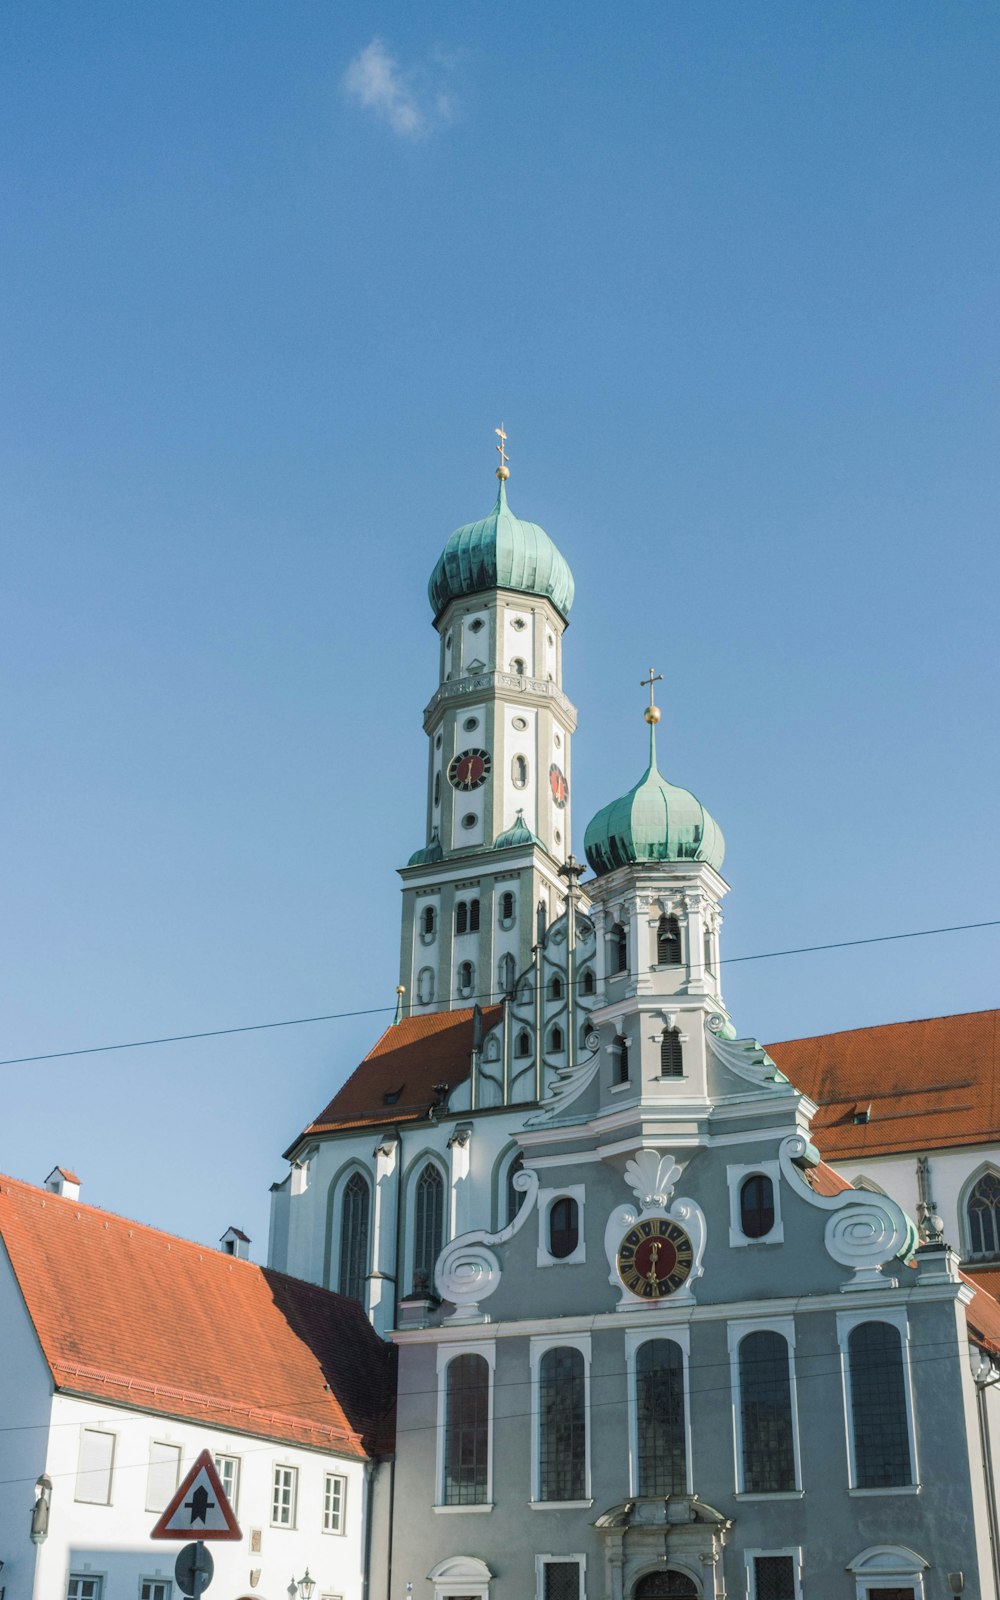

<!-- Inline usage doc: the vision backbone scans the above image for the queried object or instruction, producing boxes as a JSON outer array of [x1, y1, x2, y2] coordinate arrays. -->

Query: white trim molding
[[847, 1545, 928, 1600], [535, 1553, 586, 1600], [727, 1161, 784, 1248], [434, 1340, 496, 1511], [744, 1548, 803, 1600], [429, 1555, 492, 1600], [537, 1183, 587, 1267]]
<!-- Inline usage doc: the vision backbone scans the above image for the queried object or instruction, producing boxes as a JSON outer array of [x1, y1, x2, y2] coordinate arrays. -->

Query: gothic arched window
[[582, 967, 595, 996], [444, 1352, 490, 1505], [515, 1028, 532, 1058], [660, 1029, 683, 1077], [548, 1197, 579, 1259], [740, 1174, 775, 1239], [847, 1321, 913, 1487], [738, 1330, 796, 1493], [968, 1173, 1000, 1257], [549, 975, 564, 1001], [455, 901, 468, 935], [338, 1172, 370, 1306], [506, 1153, 525, 1225], [611, 923, 628, 974], [498, 952, 516, 995], [657, 914, 682, 965], [615, 1035, 630, 1085], [636, 1339, 686, 1495], [538, 1346, 586, 1501], [413, 1163, 445, 1291], [549, 1024, 564, 1053]]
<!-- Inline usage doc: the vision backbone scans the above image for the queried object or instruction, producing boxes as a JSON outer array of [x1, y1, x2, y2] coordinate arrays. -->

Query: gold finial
[[495, 423, 510, 481], [641, 666, 663, 725]]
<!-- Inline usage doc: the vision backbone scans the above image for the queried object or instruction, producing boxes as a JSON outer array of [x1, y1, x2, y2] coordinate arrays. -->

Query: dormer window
[[657, 914, 682, 965]]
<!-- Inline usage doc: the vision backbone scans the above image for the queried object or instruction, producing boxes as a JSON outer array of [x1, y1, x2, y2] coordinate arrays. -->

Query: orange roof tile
[[768, 1009, 1000, 1161], [962, 1270, 1000, 1354], [0, 1175, 394, 1457], [294, 1006, 504, 1149], [805, 1160, 855, 1197]]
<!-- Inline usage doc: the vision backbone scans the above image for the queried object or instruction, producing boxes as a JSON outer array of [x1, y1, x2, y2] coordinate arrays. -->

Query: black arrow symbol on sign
[[184, 1485, 215, 1524]]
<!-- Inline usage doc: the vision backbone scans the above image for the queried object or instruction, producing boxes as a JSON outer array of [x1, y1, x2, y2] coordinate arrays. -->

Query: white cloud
[[342, 38, 455, 140]]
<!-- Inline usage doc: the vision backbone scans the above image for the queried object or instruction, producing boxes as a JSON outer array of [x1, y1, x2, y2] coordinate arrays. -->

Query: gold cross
[[495, 423, 509, 477], [640, 667, 663, 712]]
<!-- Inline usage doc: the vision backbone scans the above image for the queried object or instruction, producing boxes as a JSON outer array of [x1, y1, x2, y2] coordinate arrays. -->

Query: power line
[[1, 915, 997, 1069]]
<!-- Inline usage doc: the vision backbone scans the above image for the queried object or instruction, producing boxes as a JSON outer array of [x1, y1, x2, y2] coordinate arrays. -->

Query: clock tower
[[398, 446, 579, 1015]]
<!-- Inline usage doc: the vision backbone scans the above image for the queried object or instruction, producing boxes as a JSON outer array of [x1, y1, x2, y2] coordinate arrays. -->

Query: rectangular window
[[271, 1464, 298, 1527], [75, 1428, 116, 1505], [537, 1557, 584, 1600], [752, 1557, 796, 1600], [68, 1581, 104, 1600], [323, 1471, 347, 1533], [146, 1441, 181, 1513], [214, 1453, 241, 1513], [140, 1582, 172, 1600]]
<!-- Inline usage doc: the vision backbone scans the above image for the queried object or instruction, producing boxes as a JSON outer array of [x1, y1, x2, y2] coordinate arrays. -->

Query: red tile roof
[[768, 1009, 1000, 1161], [0, 1175, 394, 1457], [295, 1006, 503, 1149], [962, 1271, 1000, 1354]]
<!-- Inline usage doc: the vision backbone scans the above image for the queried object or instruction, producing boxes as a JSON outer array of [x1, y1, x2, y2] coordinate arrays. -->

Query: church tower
[[398, 437, 580, 1015]]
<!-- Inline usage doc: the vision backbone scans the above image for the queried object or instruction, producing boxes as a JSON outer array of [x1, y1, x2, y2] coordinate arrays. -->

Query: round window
[[512, 715, 528, 731], [463, 717, 479, 732], [461, 813, 477, 829]]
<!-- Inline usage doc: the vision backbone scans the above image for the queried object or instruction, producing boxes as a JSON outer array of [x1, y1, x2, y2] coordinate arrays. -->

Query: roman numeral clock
[[604, 1151, 707, 1308]]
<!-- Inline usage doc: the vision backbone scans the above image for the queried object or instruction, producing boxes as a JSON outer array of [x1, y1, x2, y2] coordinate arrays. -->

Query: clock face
[[549, 763, 569, 809], [448, 748, 492, 791], [617, 1218, 694, 1299]]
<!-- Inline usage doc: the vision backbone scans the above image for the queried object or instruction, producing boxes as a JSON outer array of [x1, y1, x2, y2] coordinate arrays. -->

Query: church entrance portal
[[633, 1574, 699, 1600]]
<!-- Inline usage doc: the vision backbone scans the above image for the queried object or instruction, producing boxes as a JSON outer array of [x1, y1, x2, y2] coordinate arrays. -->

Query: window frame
[[962, 1165, 1000, 1259], [323, 1470, 348, 1534], [847, 1545, 928, 1600], [626, 1326, 692, 1498], [213, 1452, 241, 1514], [434, 1340, 496, 1512], [727, 1317, 803, 1497], [727, 1161, 784, 1248], [529, 1333, 592, 1507], [145, 1439, 181, 1514], [838, 1309, 919, 1494], [744, 1548, 803, 1600], [67, 1579, 105, 1600], [535, 1554, 587, 1600], [74, 1426, 117, 1506], [270, 1461, 299, 1528], [537, 1185, 586, 1267], [139, 1581, 172, 1600]]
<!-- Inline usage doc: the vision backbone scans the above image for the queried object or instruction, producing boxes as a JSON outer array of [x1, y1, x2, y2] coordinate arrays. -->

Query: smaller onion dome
[[493, 809, 541, 851], [428, 479, 575, 623], [583, 722, 725, 877], [408, 828, 443, 867]]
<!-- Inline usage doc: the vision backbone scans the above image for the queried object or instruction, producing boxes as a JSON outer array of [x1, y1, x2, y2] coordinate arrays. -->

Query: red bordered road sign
[[151, 1449, 241, 1541]]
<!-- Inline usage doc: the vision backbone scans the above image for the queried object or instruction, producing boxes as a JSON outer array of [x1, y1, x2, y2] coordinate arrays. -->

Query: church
[[269, 445, 1000, 1600]]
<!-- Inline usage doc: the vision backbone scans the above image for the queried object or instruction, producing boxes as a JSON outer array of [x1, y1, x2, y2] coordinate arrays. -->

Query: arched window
[[413, 1163, 445, 1291], [549, 975, 564, 1001], [515, 1028, 532, 1058], [636, 1339, 686, 1495], [417, 966, 435, 1005], [512, 755, 528, 789], [499, 890, 515, 923], [968, 1172, 1000, 1257], [582, 967, 595, 996], [420, 904, 436, 938], [444, 1353, 490, 1505], [506, 1153, 525, 1225], [455, 900, 468, 935], [615, 1036, 630, 1085], [611, 923, 627, 974], [498, 952, 516, 996], [538, 1347, 585, 1501], [660, 1029, 683, 1077], [458, 960, 474, 994], [469, 898, 481, 932], [548, 1197, 578, 1259], [657, 914, 681, 965], [549, 1024, 564, 1053], [740, 1174, 775, 1239], [847, 1321, 913, 1487], [738, 1330, 796, 1492], [338, 1173, 370, 1305]]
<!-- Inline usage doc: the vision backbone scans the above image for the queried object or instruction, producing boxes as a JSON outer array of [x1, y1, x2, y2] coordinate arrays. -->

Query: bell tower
[[399, 436, 579, 1016]]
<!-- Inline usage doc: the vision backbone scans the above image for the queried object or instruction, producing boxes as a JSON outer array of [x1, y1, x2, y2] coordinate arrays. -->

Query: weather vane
[[640, 666, 663, 725], [495, 423, 510, 481]]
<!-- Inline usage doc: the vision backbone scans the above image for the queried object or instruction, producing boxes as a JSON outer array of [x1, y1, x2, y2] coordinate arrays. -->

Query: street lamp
[[289, 1573, 316, 1600], [30, 1476, 52, 1546]]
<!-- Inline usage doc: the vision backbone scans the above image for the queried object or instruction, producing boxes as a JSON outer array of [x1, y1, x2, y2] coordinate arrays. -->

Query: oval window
[[463, 717, 479, 732], [740, 1173, 775, 1239], [512, 715, 528, 731], [548, 1196, 579, 1259], [461, 813, 477, 830]]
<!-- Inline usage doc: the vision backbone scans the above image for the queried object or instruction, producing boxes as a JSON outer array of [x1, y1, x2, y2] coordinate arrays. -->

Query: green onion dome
[[493, 809, 541, 851], [408, 829, 443, 867], [583, 724, 725, 877], [428, 479, 575, 623]]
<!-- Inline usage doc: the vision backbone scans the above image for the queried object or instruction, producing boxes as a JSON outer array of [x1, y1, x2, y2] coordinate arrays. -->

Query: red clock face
[[617, 1220, 694, 1299], [549, 763, 568, 809], [448, 748, 492, 791]]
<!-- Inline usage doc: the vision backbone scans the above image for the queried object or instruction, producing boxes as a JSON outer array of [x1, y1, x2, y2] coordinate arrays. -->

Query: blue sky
[[2, 1, 998, 1250]]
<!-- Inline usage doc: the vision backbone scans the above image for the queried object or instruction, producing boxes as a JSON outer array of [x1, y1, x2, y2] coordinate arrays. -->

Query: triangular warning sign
[[151, 1449, 241, 1541]]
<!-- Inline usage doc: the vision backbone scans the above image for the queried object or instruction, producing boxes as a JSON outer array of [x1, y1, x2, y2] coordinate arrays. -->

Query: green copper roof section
[[428, 480, 575, 622], [583, 724, 725, 877], [407, 829, 443, 867], [493, 809, 541, 851]]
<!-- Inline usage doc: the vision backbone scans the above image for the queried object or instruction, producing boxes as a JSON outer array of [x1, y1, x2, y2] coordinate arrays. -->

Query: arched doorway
[[634, 1573, 699, 1600]]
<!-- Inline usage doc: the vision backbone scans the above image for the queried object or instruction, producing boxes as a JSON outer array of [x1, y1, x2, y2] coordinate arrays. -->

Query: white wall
[[828, 1143, 999, 1259], [0, 1239, 54, 1599]]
